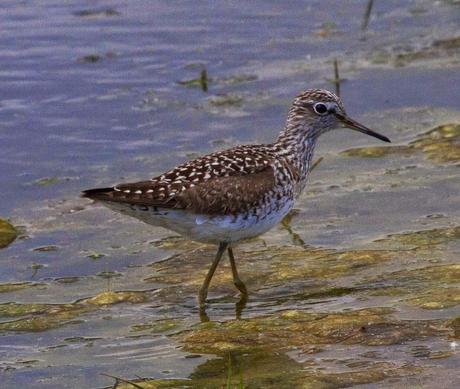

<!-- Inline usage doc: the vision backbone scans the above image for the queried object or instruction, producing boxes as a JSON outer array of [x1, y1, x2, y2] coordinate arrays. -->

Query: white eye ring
[[313, 102, 328, 115]]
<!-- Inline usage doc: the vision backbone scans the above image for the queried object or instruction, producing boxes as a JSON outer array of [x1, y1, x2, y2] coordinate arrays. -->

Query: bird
[[82, 88, 390, 308]]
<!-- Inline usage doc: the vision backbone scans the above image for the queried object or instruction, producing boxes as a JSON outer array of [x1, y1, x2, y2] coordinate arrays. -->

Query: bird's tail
[[81, 187, 114, 201]]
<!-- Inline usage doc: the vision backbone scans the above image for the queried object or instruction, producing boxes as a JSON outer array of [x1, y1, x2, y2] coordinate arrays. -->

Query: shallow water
[[1, 1, 460, 388]]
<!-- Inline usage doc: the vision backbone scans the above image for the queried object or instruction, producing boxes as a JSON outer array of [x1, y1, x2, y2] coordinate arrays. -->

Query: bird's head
[[287, 89, 390, 143]]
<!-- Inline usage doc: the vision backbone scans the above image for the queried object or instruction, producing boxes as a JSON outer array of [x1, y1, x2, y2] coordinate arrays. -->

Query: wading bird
[[82, 89, 390, 309]]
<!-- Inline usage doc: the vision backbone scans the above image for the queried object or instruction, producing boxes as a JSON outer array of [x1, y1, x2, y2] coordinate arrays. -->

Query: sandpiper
[[82, 88, 390, 307]]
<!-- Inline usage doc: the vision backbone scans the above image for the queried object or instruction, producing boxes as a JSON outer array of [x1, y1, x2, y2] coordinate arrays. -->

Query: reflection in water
[[199, 293, 248, 323], [361, 0, 375, 31]]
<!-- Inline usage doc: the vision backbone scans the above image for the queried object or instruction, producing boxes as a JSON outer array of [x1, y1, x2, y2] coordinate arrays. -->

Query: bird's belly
[[103, 199, 294, 244]]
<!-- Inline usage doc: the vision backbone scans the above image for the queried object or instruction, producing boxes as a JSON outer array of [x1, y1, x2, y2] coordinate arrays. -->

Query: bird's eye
[[313, 103, 328, 115]]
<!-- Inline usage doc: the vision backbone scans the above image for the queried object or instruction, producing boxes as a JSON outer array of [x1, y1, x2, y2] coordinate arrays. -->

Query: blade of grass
[[361, 0, 374, 31], [200, 68, 208, 92], [226, 354, 233, 389], [333, 58, 341, 97], [238, 362, 244, 389]]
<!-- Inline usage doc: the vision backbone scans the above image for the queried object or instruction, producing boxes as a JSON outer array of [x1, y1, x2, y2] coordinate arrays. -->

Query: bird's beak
[[335, 113, 391, 143]]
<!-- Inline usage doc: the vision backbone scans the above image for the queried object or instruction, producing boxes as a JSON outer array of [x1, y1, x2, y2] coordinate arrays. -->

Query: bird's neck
[[272, 123, 319, 183]]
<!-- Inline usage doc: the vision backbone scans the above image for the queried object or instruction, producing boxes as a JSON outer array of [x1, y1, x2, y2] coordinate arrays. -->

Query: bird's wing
[[82, 146, 279, 215], [175, 166, 275, 214]]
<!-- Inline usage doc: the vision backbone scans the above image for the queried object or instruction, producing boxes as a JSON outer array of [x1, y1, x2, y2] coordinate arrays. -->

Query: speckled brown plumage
[[83, 145, 299, 216]]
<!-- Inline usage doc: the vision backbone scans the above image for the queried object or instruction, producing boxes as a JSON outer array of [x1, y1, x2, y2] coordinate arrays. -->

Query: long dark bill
[[335, 113, 391, 143]]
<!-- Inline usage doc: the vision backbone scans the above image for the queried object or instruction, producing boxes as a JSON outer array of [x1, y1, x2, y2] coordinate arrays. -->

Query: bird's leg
[[228, 247, 248, 296], [199, 306, 210, 323], [235, 294, 248, 320], [198, 242, 228, 307]]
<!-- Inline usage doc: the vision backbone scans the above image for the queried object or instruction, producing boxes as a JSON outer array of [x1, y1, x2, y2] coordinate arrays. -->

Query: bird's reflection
[[199, 292, 248, 323]]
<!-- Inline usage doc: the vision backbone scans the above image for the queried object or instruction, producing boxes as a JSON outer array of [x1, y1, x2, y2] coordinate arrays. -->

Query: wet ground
[[1, 1, 460, 388]]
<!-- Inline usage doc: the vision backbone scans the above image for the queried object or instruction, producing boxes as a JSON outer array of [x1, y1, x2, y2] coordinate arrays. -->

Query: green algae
[[0, 290, 150, 333], [64, 336, 102, 343], [79, 54, 103, 63], [369, 36, 460, 67], [107, 308, 428, 388], [151, 236, 204, 251], [178, 72, 256, 90], [245, 245, 393, 285], [375, 226, 460, 250], [403, 264, 460, 283], [0, 302, 49, 318], [30, 176, 75, 187], [406, 287, 460, 309], [341, 145, 411, 158], [146, 243, 394, 295], [131, 319, 179, 333], [409, 123, 460, 163], [177, 68, 208, 92], [177, 78, 202, 88], [105, 354, 420, 389], [55, 276, 80, 284], [178, 308, 440, 353], [146, 225, 459, 304], [341, 123, 460, 164], [263, 247, 393, 283], [33, 245, 59, 252], [32, 176, 62, 186], [135, 309, 430, 388], [73, 8, 121, 17], [448, 317, 460, 338], [301, 286, 358, 300], [0, 303, 90, 332], [364, 263, 460, 310], [0, 282, 43, 293], [85, 250, 106, 259], [29, 262, 45, 277], [395, 36, 460, 66], [0, 218, 18, 249], [82, 290, 149, 305], [144, 223, 460, 329], [380, 264, 460, 309]]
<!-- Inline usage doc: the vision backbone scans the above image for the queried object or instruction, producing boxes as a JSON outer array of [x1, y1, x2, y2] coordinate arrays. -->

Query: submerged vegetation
[[342, 123, 460, 164], [0, 219, 18, 249], [0, 291, 151, 332]]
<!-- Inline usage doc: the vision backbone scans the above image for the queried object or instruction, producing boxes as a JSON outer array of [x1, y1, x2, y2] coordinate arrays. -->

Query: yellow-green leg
[[198, 242, 228, 307], [228, 246, 248, 295]]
